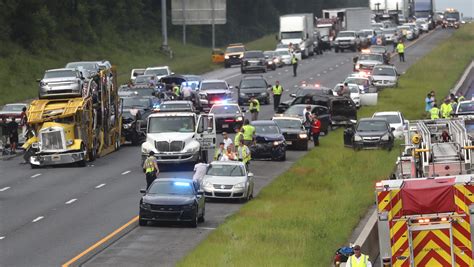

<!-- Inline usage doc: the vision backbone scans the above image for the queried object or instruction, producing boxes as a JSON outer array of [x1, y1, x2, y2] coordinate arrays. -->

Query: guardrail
[[452, 60, 474, 96]]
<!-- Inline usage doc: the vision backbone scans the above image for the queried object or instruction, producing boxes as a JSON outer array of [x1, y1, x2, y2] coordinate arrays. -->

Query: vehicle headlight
[[123, 123, 131, 129], [184, 143, 200, 153], [225, 55, 229, 59], [299, 133, 307, 139], [203, 180, 213, 189], [239, 54, 243, 58], [234, 182, 246, 189], [66, 139, 74, 146], [354, 135, 363, 141], [273, 58, 279, 63], [355, 64, 360, 70], [358, 85, 364, 90], [260, 92, 268, 96], [236, 116, 243, 122], [140, 202, 151, 210], [273, 140, 284, 146], [239, 93, 246, 97], [381, 134, 390, 141]]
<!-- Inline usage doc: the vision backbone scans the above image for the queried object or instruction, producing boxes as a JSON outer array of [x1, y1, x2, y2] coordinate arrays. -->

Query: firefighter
[[440, 98, 453, 118], [345, 245, 372, 267], [237, 138, 251, 171], [143, 151, 159, 189], [291, 53, 298, 77], [430, 103, 440, 119], [249, 97, 260, 121], [272, 81, 283, 112], [241, 119, 255, 147], [411, 132, 423, 178]]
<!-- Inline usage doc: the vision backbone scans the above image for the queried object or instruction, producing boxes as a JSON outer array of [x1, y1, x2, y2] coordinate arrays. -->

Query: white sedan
[[372, 111, 409, 139], [333, 83, 361, 108], [201, 161, 254, 202]]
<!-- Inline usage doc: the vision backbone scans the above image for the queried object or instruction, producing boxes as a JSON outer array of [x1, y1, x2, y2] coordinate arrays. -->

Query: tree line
[[0, 0, 367, 50]]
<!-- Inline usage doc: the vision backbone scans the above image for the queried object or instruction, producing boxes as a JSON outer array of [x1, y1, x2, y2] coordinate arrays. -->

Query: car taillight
[[224, 119, 234, 122]]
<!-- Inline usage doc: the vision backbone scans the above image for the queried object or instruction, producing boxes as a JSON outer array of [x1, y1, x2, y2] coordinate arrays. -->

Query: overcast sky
[[435, 0, 474, 18]]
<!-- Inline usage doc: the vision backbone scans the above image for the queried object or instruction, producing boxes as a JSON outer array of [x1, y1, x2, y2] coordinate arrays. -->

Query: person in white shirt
[[192, 159, 209, 188], [345, 245, 372, 267], [182, 83, 193, 100], [222, 132, 233, 149]]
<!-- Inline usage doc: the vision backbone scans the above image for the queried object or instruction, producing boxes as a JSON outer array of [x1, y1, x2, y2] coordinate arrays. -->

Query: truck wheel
[[335, 47, 339, 53], [139, 217, 147, 226], [131, 131, 140, 146], [30, 163, 40, 169]]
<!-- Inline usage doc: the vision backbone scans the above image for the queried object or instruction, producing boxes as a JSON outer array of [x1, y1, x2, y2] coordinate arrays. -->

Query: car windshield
[[318, 27, 330, 36], [370, 47, 386, 53], [210, 105, 240, 114], [358, 31, 370, 37], [263, 51, 274, 57], [180, 81, 200, 91], [148, 181, 194, 195], [148, 116, 195, 133], [122, 98, 150, 108], [281, 32, 302, 39], [144, 68, 169, 76], [2, 105, 25, 112], [373, 114, 401, 124], [284, 105, 306, 117], [206, 164, 245, 177], [119, 88, 155, 97], [359, 54, 383, 61], [274, 119, 302, 129], [457, 102, 474, 113], [372, 67, 396, 76], [398, 26, 410, 30], [240, 79, 266, 89], [135, 76, 153, 84], [254, 124, 280, 134], [44, 70, 76, 79], [357, 121, 388, 132], [445, 13, 459, 20], [345, 78, 367, 86], [275, 50, 290, 56], [201, 82, 227, 90], [226, 46, 245, 53], [334, 85, 359, 93], [159, 103, 191, 111], [244, 51, 264, 58], [65, 62, 97, 71], [338, 32, 355, 38], [383, 29, 395, 34]]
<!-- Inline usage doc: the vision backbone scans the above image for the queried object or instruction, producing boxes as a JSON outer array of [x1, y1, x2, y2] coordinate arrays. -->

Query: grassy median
[[0, 35, 275, 106], [178, 26, 474, 266]]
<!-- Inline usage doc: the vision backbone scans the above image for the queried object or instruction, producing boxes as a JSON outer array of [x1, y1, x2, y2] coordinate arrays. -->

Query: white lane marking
[[31, 173, 41, 178], [0, 187, 10, 192], [95, 183, 106, 189], [309, 77, 314, 80], [0, 236, 4, 240], [65, 198, 77, 205], [323, 71, 327, 73], [89, 164, 95, 167], [277, 72, 281, 75], [269, 76, 273, 79], [121, 170, 131, 175], [329, 68, 333, 71], [199, 227, 217, 230], [32, 216, 44, 223], [317, 74, 321, 76], [335, 65, 339, 68], [284, 69, 288, 72], [311, 58, 315, 61], [341, 62, 344, 65], [222, 73, 242, 81]]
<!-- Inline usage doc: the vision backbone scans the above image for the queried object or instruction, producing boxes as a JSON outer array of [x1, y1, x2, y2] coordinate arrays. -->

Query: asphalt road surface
[[0, 28, 453, 267]]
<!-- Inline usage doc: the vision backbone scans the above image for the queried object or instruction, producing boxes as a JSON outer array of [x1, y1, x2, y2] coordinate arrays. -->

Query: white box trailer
[[279, 13, 315, 58], [322, 7, 372, 31]]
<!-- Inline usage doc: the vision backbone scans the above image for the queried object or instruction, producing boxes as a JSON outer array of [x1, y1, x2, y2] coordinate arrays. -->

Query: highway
[[0, 28, 452, 266]]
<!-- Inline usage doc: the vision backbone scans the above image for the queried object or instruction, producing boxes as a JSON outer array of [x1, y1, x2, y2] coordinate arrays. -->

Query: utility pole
[[161, 0, 168, 49], [182, 0, 186, 45], [211, 0, 215, 49]]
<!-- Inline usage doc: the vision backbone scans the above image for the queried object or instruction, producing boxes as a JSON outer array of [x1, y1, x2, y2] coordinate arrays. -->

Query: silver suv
[[38, 68, 85, 98]]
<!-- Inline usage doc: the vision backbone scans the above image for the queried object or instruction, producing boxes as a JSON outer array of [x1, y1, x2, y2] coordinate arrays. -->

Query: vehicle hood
[[146, 132, 195, 143], [226, 52, 243, 57], [214, 113, 243, 119], [203, 89, 231, 95], [357, 131, 388, 137], [358, 60, 382, 66], [371, 75, 397, 82], [240, 88, 267, 94], [280, 128, 303, 134], [42, 77, 78, 83], [280, 38, 303, 45], [335, 36, 355, 41], [203, 175, 246, 185], [142, 194, 195, 205], [255, 133, 284, 142]]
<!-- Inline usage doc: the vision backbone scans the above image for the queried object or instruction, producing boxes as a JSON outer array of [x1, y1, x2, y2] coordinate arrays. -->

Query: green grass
[[177, 25, 474, 266], [0, 34, 276, 106]]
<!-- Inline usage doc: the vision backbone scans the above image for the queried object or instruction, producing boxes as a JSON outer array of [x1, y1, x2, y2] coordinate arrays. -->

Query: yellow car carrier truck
[[23, 66, 121, 167], [376, 176, 474, 266]]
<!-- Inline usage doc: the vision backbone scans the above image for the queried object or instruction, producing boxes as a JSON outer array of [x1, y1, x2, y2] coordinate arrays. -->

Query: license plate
[[51, 155, 61, 161], [286, 141, 292, 145], [222, 124, 229, 128]]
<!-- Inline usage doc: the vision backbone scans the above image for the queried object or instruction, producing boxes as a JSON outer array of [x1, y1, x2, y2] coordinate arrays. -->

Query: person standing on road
[[192, 159, 208, 189], [237, 138, 251, 171], [234, 126, 244, 150], [425, 93, 434, 115], [214, 142, 225, 161], [311, 115, 321, 147], [345, 245, 372, 267], [7, 117, 19, 154], [143, 151, 159, 189], [272, 81, 283, 112], [396, 40, 405, 62], [291, 53, 298, 77], [249, 97, 260, 121], [430, 103, 440, 120], [242, 119, 255, 147], [222, 132, 233, 150], [182, 83, 193, 101], [440, 98, 453, 119], [0, 117, 8, 152], [303, 106, 313, 136]]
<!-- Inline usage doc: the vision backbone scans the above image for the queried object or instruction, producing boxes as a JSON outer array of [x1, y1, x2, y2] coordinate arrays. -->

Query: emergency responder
[[411, 131, 423, 178], [238, 138, 251, 170], [291, 53, 298, 77], [311, 115, 321, 147], [272, 81, 283, 112], [241, 119, 255, 147], [249, 97, 260, 121], [440, 98, 453, 118], [234, 126, 244, 150], [457, 92, 465, 102], [143, 151, 159, 189], [172, 82, 180, 98], [214, 142, 225, 161], [345, 245, 372, 267], [430, 103, 440, 119], [396, 40, 405, 62]]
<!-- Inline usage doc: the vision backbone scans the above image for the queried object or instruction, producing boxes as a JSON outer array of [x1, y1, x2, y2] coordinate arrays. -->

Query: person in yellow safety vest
[[214, 142, 225, 161], [234, 126, 244, 150], [241, 119, 255, 147], [143, 151, 159, 189], [396, 40, 405, 62], [172, 82, 180, 98], [430, 103, 440, 119], [346, 245, 372, 267], [291, 53, 298, 77], [272, 81, 283, 112], [238, 138, 251, 170], [440, 98, 453, 118], [249, 97, 260, 121], [457, 93, 465, 102]]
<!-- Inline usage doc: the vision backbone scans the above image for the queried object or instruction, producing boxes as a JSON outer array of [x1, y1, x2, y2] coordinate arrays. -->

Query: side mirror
[[290, 93, 296, 98], [391, 127, 396, 132], [140, 189, 146, 194], [170, 72, 175, 75], [229, 86, 233, 90]]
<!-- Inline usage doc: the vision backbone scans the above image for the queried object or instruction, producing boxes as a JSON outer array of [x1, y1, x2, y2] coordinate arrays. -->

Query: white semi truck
[[370, 0, 411, 24], [279, 13, 314, 58], [322, 7, 372, 31]]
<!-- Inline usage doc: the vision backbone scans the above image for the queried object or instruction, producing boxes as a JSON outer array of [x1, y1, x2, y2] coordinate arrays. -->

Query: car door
[[343, 125, 355, 147], [196, 114, 216, 150], [331, 99, 357, 122]]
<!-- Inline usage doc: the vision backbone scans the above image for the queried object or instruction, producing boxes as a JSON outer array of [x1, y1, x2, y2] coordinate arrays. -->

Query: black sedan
[[209, 103, 244, 133], [272, 116, 308, 150], [139, 178, 205, 227], [250, 120, 286, 161], [343, 118, 394, 150], [121, 96, 154, 145]]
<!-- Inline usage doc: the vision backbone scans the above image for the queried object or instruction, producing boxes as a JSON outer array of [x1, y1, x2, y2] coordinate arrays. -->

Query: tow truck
[[395, 119, 473, 179], [23, 65, 121, 168], [376, 175, 474, 266], [443, 8, 461, 29]]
